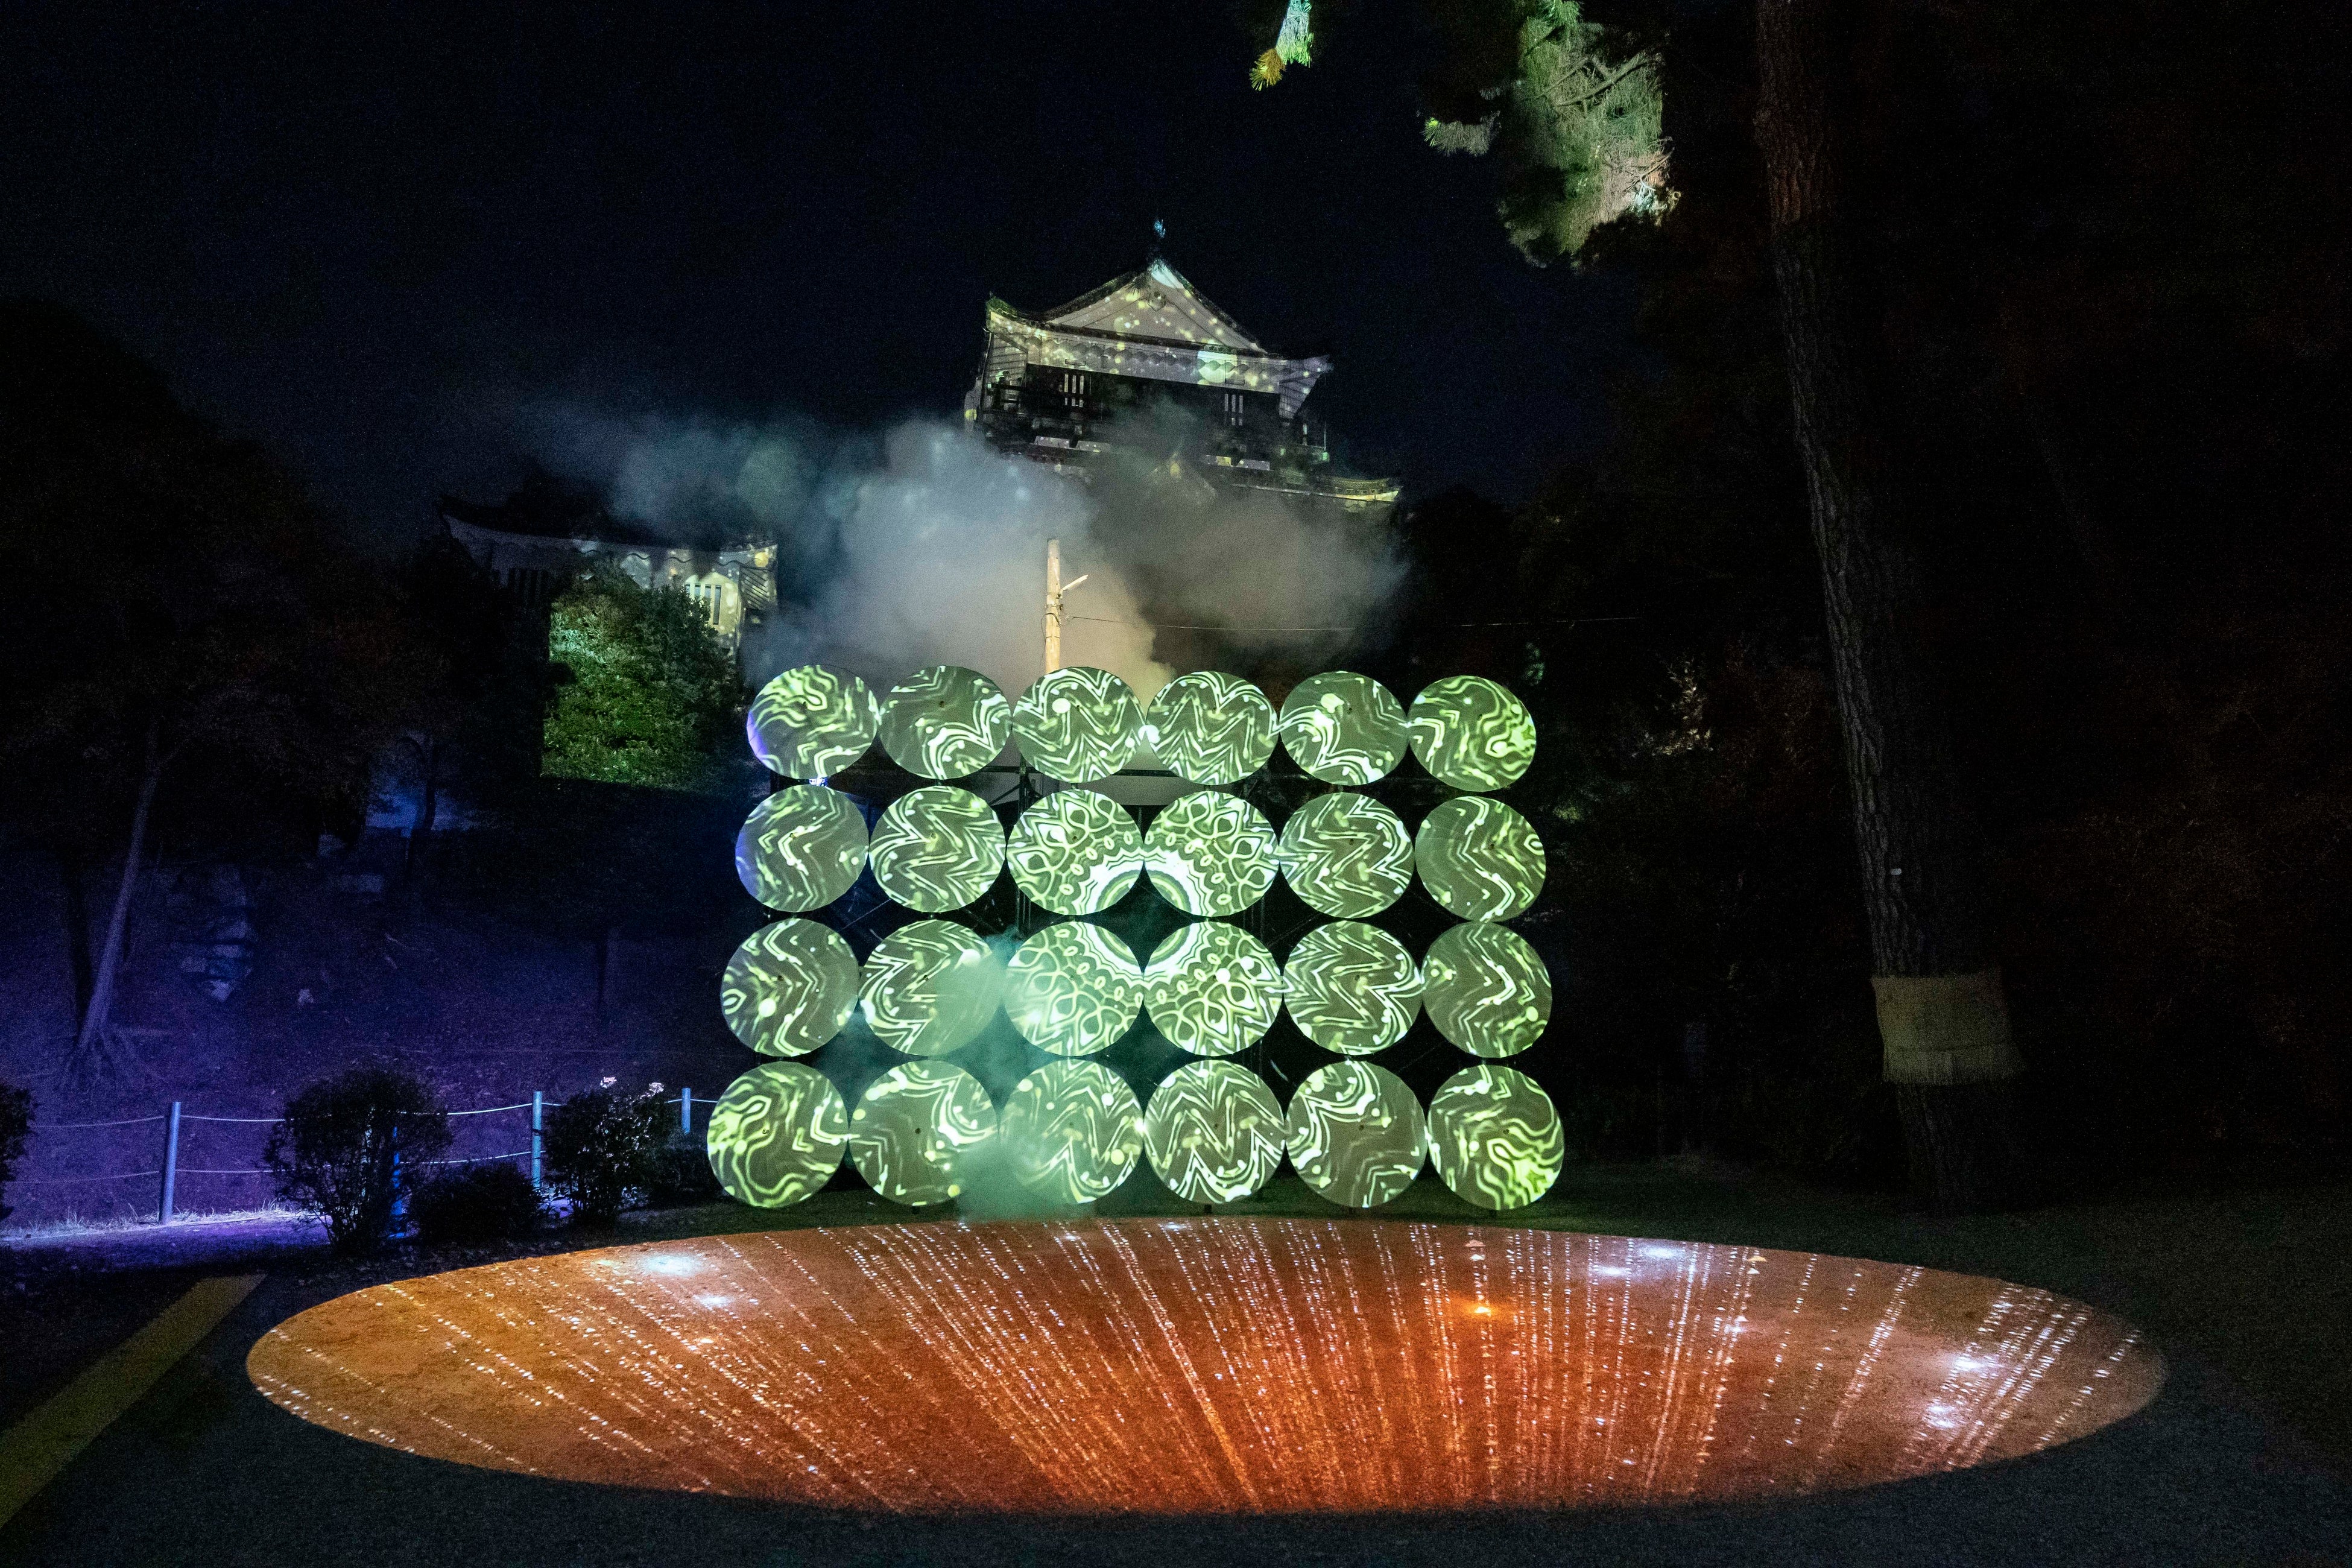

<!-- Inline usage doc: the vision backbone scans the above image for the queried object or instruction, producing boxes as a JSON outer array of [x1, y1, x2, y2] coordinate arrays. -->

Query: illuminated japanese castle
[[966, 258, 1400, 517]]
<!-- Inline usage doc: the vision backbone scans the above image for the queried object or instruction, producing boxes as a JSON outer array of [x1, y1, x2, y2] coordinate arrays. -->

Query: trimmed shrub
[[264, 1068, 450, 1254], [412, 1162, 547, 1245], [0, 1080, 30, 1226], [543, 1083, 666, 1226], [646, 1130, 721, 1206]]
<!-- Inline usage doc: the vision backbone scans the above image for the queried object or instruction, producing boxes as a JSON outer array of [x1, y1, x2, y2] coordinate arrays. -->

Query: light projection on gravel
[[747, 665, 880, 780], [1002, 921, 1144, 1057], [1416, 795, 1547, 920], [1143, 790, 1277, 917], [1143, 1060, 1283, 1202], [859, 920, 1004, 1057], [1426, 1064, 1564, 1210], [1005, 788, 1142, 916], [1286, 1061, 1427, 1207], [1408, 675, 1536, 792], [1278, 671, 1408, 785], [1142, 920, 1282, 1057], [1283, 922, 1423, 1056], [847, 1061, 996, 1205], [250, 1219, 2165, 1513], [1011, 666, 1140, 783], [1145, 671, 1276, 785], [867, 785, 1005, 912], [1422, 921, 1552, 1058], [719, 919, 860, 1057], [734, 785, 868, 912], [878, 665, 1011, 779], [1000, 1059, 1145, 1202], [703, 1061, 847, 1208], [1278, 791, 1414, 917]]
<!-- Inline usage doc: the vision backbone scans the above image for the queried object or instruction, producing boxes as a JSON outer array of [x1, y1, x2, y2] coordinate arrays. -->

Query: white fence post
[[530, 1091, 544, 1190], [158, 1101, 182, 1225], [680, 1087, 692, 1134]]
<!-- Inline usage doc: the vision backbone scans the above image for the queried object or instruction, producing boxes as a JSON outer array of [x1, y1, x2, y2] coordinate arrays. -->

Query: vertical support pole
[[159, 1100, 181, 1225], [680, 1087, 692, 1134], [531, 1091, 544, 1190], [1043, 537, 1063, 676]]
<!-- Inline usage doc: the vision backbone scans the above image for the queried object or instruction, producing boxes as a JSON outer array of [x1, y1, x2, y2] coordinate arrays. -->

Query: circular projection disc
[[734, 786, 868, 913], [868, 785, 1005, 912], [1408, 675, 1537, 793], [1143, 791, 1277, 917], [878, 666, 1012, 780], [1278, 672, 1408, 786], [1003, 921, 1145, 1057], [859, 920, 1005, 1057], [1427, 1064, 1564, 1210], [847, 1060, 997, 1206], [1278, 792, 1414, 918], [1142, 921, 1282, 1058], [1011, 666, 1141, 783], [1001, 1058, 1145, 1203], [747, 665, 880, 780], [1143, 1060, 1284, 1203], [1283, 921, 1423, 1056], [1146, 671, 1276, 786], [704, 1061, 849, 1209], [1006, 789, 1142, 916], [1416, 797, 1547, 920], [1423, 922, 1553, 1059], [719, 919, 860, 1057], [1285, 1061, 1426, 1209]]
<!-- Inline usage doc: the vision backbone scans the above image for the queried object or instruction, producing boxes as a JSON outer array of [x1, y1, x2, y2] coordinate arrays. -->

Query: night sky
[[2, 2, 1636, 546]]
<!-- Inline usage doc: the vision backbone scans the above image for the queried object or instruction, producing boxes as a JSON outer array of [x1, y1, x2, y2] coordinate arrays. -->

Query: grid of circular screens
[[1142, 921, 1282, 1058], [1143, 791, 1277, 917], [1146, 671, 1276, 786], [859, 920, 1004, 1057], [1285, 1061, 1426, 1209], [878, 666, 1011, 779], [1006, 788, 1142, 916], [1416, 796, 1547, 920], [747, 665, 879, 780], [1004, 922, 1144, 1057], [1012, 666, 1140, 783], [1427, 1064, 1564, 1210], [1278, 791, 1413, 918], [735, 786, 868, 913], [1143, 1060, 1283, 1203], [1278, 672, 1408, 785], [847, 1060, 995, 1206], [1408, 675, 1536, 793], [1283, 921, 1423, 1056], [1423, 921, 1552, 1058], [1001, 1059, 1144, 1203], [868, 786, 1004, 912], [720, 919, 859, 1057], [704, 1061, 847, 1209]]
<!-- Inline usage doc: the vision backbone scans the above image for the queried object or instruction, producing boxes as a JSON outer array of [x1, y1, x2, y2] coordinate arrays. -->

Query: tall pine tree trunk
[[1754, 0, 2028, 1210], [73, 718, 163, 1078]]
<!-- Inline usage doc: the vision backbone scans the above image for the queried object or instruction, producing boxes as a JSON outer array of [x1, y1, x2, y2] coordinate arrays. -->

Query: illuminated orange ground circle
[[247, 1219, 2161, 1514]]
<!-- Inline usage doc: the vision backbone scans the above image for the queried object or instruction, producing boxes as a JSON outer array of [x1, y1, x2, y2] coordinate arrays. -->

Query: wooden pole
[[157, 1101, 180, 1224]]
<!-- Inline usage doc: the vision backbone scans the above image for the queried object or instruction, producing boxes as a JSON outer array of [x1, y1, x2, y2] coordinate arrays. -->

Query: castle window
[[1224, 390, 1245, 426]]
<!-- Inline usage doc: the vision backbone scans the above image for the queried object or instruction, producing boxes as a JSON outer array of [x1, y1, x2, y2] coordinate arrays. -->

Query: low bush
[[411, 1162, 546, 1245], [264, 1068, 450, 1254], [543, 1081, 666, 1226], [0, 1080, 31, 1226], [646, 1129, 720, 1206]]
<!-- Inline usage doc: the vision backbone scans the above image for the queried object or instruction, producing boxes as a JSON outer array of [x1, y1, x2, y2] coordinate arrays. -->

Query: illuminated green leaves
[[1422, 922, 1552, 1058], [1283, 921, 1422, 1055], [1012, 666, 1140, 783], [868, 785, 1005, 912], [1409, 675, 1535, 793], [1004, 921, 1145, 1057], [1285, 1061, 1426, 1208], [1006, 788, 1142, 915], [1143, 1060, 1284, 1203], [705, 1061, 848, 1208], [1001, 1058, 1145, 1203], [1426, 1064, 1563, 1210], [847, 1060, 996, 1206], [1144, 789, 1277, 916], [1278, 671, 1408, 785], [720, 918, 861, 1057], [748, 665, 879, 780], [1142, 920, 1282, 1058], [1146, 671, 1276, 786], [1416, 796, 1547, 920], [859, 919, 1004, 1057], [734, 785, 868, 912], [1278, 791, 1412, 917], [878, 665, 1011, 779]]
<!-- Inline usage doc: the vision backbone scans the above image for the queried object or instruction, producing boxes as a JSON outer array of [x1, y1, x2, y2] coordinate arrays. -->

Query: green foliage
[[543, 1083, 668, 1225], [0, 1080, 31, 1225], [541, 569, 742, 792], [647, 1129, 722, 1206], [411, 1163, 548, 1245], [264, 1069, 452, 1254]]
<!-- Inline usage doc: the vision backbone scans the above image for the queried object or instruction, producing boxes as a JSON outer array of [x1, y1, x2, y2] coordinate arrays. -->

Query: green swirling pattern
[[1142, 1059, 1285, 1203], [1415, 795, 1547, 920], [847, 1060, 997, 1206], [1277, 671, 1408, 785], [867, 785, 1005, 912], [1422, 921, 1552, 1058], [1001, 1058, 1145, 1203], [719, 918, 860, 1057], [1282, 920, 1423, 1056], [1283, 1060, 1426, 1209], [1145, 671, 1276, 786], [1003, 920, 1145, 1056], [1426, 1063, 1564, 1209], [1005, 788, 1142, 916], [1143, 789, 1277, 917], [858, 918, 1005, 1057], [747, 665, 880, 780], [1142, 920, 1282, 1058], [1407, 675, 1536, 793], [877, 665, 1012, 779], [1011, 666, 1142, 783], [1277, 791, 1414, 918], [733, 785, 868, 912], [704, 1061, 849, 1209]]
